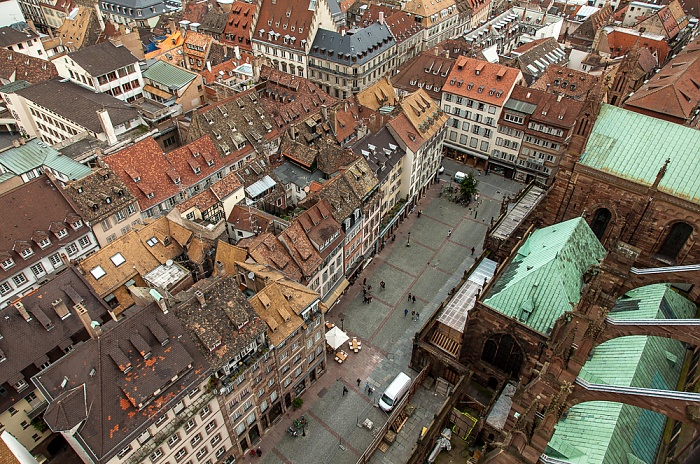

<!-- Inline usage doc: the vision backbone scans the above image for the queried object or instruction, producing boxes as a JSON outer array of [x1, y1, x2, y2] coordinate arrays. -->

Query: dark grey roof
[[67, 42, 138, 77], [99, 0, 165, 19], [0, 26, 38, 48], [34, 303, 208, 464], [16, 79, 140, 133], [172, 275, 267, 370], [0, 268, 109, 412], [351, 126, 403, 185], [503, 98, 537, 114], [273, 160, 325, 187], [310, 23, 394, 66]]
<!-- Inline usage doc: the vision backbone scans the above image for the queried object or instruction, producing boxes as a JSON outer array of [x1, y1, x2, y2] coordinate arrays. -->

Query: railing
[[25, 400, 48, 420], [355, 365, 430, 464], [630, 264, 700, 274], [575, 378, 700, 402], [126, 390, 216, 464], [606, 317, 700, 326]]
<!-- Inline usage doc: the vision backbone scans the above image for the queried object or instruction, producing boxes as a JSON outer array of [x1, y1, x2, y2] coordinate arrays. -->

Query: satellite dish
[[247, 272, 255, 280], [166, 259, 174, 266]]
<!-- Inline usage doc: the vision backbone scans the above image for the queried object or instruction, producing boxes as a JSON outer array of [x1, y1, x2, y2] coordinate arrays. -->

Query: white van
[[454, 171, 466, 183], [379, 372, 411, 412]]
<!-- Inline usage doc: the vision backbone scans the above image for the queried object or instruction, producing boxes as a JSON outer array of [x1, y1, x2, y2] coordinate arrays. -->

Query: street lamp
[[406, 232, 411, 247], [340, 318, 344, 331]]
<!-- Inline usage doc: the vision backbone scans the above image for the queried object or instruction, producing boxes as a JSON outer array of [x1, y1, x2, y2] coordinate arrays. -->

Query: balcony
[[25, 400, 48, 420]]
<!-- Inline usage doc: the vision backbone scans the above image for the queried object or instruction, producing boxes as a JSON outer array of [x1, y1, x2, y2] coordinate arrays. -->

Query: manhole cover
[[318, 388, 328, 398]]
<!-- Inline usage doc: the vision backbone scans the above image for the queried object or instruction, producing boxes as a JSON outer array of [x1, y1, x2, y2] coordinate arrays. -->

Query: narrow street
[[243, 162, 522, 464]]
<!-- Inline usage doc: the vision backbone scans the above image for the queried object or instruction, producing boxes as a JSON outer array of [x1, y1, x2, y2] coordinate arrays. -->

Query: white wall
[[0, 1, 26, 27]]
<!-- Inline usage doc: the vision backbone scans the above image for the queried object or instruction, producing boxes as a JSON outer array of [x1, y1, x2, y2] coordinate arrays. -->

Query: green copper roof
[[580, 104, 700, 205], [0, 138, 91, 180], [142, 60, 196, 89], [484, 217, 606, 334], [545, 284, 694, 464]]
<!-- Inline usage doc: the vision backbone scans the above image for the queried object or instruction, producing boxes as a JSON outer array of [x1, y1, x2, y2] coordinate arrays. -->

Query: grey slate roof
[[100, 0, 165, 19], [310, 22, 394, 66], [0, 26, 38, 48], [67, 41, 138, 77], [16, 79, 140, 134], [351, 126, 404, 185]]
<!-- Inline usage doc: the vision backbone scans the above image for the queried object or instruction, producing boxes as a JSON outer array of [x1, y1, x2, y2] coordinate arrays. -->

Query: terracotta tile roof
[[281, 116, 357, 175], [0, 176, 86, 279], [177, 188, 219, 213], [600, 27, 670, 64], [0, 49, 58, 84], [144, 30, 185, 60], [248, 281, 303, 345], [259, 65, 336, 130], [665, 0, 699, 18], [444, 56, 523, 105], [399, 88, 449, 139], [356, 76, 397, 111], [199, 8, 229, 36], [227, 205, 286, 236], [388, 113, 424, 153], [624, 37, 700, 121], [186, 87, 280, 160], [222, 1, 256, 50], [35, 303, 208, 463], [63, 167, 138, 224], [507, 37, 567, 85], [384, 10, 424, 44], [55, 6, 97, 52], [241, 232, 303, 282], [183, 31, 211, 59], [278, 211, 328, 277], [329, 99, 362, 143], [507, 85, 585, 128], [530, 65, 599, 100], [181, 1, 210, 24], [349, 2, 395, 25], [210, 170, 243, 199], [394, 50, 455, 101], [213, 241, 247, 276], [434, 39, 471, 59], [402, 0, 458, 27], [255, 0, 317, 51], [199, 57, 245, 83], [78, 216, 187, 297], [104, 136, 221, 211]]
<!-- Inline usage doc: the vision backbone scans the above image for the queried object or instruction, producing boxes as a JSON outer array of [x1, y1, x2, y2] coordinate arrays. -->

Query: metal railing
[[630, 264, 700, 275], [575, 378, 700, 402], [355, 365, 429, 464], [606, 317, 700, 326]]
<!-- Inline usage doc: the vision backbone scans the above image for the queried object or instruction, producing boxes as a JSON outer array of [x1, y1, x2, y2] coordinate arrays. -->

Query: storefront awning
[[322, 278, 350, 309]]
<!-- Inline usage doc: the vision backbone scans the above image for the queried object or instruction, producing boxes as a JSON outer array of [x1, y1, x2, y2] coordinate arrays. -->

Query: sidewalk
[[243, 172, 522, 464]]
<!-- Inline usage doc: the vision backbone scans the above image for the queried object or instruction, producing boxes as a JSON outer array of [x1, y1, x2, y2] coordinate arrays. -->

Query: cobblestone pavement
[[240, 162, 522, 464]]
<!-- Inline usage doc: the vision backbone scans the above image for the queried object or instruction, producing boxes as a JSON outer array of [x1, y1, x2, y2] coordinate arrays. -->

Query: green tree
[[459, 172, 479, 201]]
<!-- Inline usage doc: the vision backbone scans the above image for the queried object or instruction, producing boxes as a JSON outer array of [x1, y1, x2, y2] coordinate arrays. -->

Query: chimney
[[195, 289, 206, 306], [14, 302, 32, 322], [97, 109, 118, 146], [321, 104, 328, 122], [52, 298, 71, 320], [341, 28, 346, 36], [378, 11, 385, 25], [206, 61, 212, 73], [11, 139, 20, 148], [546, 84, 551, 93], [75, 302, 101, 339], [19, 138, 25, 145], [215, 260, 226, 276], [234, 45, 241, 60]]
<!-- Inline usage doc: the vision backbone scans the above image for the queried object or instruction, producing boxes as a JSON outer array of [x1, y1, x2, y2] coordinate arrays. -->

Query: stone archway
[[590, 207, 612, 240], [481, 333, 524, 377], [658, 222, 694, 262]]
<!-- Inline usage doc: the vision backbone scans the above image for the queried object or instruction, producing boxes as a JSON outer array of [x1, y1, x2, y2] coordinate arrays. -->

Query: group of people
[[361, 279, 386, 304]]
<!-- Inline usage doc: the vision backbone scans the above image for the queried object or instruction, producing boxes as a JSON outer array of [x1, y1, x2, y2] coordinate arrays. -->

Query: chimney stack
[[75, 302, 102, 339], [206, 61, 212, 73], [52, 298, 71, 320], [378, 11, 385, 25], [215, 261, 226, 276], [97, 109, 118, 146], [321, 104, 328, 122], [234, 45, 241, 60], [195, 290, 206, 306], [14, 302, 32, 322]]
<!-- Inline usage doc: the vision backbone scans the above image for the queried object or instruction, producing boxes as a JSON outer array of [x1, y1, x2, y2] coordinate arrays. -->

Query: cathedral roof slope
[[484, 217, 606, 334], [544, 284, 694, 464], [579, 104, 700, 204]]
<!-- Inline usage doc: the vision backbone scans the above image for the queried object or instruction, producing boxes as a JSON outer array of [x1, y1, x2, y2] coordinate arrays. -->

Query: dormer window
[[39, 238, 51, 249], [105, 197, 112, 204], [207, 160, 215, 167], [1, 258, 14, 270], [193, 167, 201, 175], [55, 229, 68, 239], [90, 265, 106, 280], [146, 237, 158, 247], [72, 220, 83, 230], [146, 192, 155, 199]]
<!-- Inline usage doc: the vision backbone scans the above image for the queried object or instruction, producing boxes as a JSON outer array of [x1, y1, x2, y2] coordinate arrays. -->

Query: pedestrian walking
[[404, 308, 408, 317], [411, 310, 415, 321], [368, 284, 372, 292], [363, 277, 367, 287], [408, 292, 412, 302], [448, 229, 452, 237], [369, 296, 373, 303], [363, 288, 367, 296], [416, 312, 420, 321], [471, 247, 475, 255], [380, 281, 385, 290], [357, 378, 361, 387], [412, 295, 416, 304], [342, 386, 348, 396]]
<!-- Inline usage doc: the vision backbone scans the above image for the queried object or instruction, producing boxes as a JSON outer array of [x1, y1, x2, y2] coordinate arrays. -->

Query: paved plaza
[[240, 161, 522, 464]]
